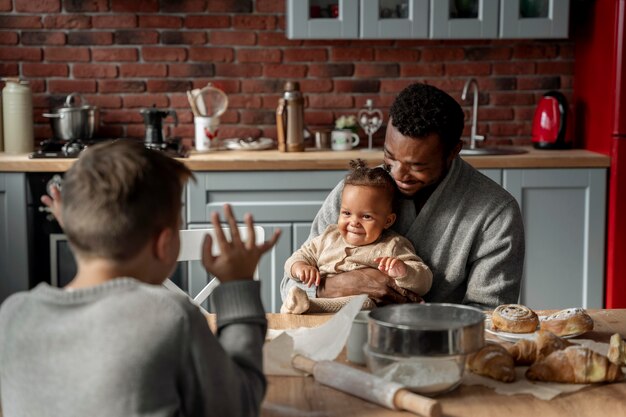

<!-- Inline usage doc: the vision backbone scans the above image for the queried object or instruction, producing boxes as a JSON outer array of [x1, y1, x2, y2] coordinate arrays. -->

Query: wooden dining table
[[249, 310, 626, 417]]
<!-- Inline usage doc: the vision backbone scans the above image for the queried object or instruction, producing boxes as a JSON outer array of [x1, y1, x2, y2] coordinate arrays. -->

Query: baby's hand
[[375, 257, 407, 278], [293, 264, 320, 288]]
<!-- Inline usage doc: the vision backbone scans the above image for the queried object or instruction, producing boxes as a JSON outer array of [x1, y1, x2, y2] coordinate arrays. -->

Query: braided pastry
[[539, 308, 594, 337], [492, 304, 539, 334]]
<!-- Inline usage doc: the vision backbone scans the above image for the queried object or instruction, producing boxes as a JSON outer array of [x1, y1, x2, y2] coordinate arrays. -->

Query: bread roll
[[467, 343, 516, 382], [492, 304, 539, 333], [608, 333, 626, 366], [540, 308, 594, 337]]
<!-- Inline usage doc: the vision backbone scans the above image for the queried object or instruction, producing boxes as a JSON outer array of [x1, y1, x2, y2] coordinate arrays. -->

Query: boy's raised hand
[[201, 204, 281, 282], [375, 256, 407, 279]]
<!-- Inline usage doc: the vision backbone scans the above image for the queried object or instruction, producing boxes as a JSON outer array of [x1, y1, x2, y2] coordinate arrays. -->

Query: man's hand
[[292, 262, 321, 287], [317, 268, 422, 305], [375, 256, 407, 279], [202, 204, 280, 283]]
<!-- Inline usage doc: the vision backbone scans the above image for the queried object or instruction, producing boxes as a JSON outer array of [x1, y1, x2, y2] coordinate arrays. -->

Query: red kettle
[[531, 91, 571, 149]]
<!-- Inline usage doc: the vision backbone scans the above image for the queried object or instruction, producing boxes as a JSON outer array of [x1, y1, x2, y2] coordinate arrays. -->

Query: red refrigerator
[[574, 0, 626, 307]]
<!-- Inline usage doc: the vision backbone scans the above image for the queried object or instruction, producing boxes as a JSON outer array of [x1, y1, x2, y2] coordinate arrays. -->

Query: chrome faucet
[[461, 78, 485, 149]]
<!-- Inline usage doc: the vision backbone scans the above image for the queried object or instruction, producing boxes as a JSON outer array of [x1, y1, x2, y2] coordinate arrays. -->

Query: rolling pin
[[292, 355, 441, 417]]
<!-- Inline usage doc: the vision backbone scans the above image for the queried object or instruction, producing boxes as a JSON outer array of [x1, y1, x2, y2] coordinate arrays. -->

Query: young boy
[[281, 159, 432, 314], [0, 140, 280, 417]]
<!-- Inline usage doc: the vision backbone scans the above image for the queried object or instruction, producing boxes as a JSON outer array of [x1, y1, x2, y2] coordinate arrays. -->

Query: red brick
[[122, 94, 169, 108], [28, 79, 46, 93], [0, 31, 18, 44], [284, 48, 326, 62], [83, 94, 122, 109], [68, 31, 113, 45], [400, 63, 444, 77], [331, 48, 374, 61], [93, 15, 137, 29], [0, 63, 18, 76], [215, 63, 262, 77], [477, 108, 514, 121], [304, 111, 334, 126], [161, 0, 206, 12], [64, 0, 109, 12], [189, 47, 234, 62], [21, 31, 65, 45], [168, 63, 214, 77], [334, 80, 380, 93], [45, 47, 89, 62], [493, 62, 536, 75], [375, 49, 419, 62], [184, 15, 230, 28], [161, 31, 206, 45], [115, 30, 158, 44], [94, 124, 124, 138], [514, 107, 535, 121], [490, 92, 536, 106], [146, 80, 191, 92], [227, 95, 262, 109], [445, 62, 491, 76], [489, 122, 530, 137], [101, 109, 144, 123], [43, 15, 91, 29], [215, 109, 238, 123], [48, 80, 96, 93], [0, 16, 42, 29], [237, 48, 281, 63], [517, 76, 560, 90], [241, 110, 275, 125], [513, 44, 558, 59], [537, 61, 574, 74], [258, 32, 301, 47], [0, 47, 41, 61], [354, 63, 399, 78], [308, 64, 353, 78], [142, 47, 187, 62], [23, 63, 68, 77], [355, 95, 395, 108], [233, 15, 276, 30], [241, 79, 283, 93], [299, 79, 333, 93], [138, 15, 182, 28], [465, 47, 512, 61], [169, 93, 193, 108], [479, 77, 517, 91], [422, 47, 465, 61], [73, 63, 117, 78], [125, 124, 146, 138], [380, 79, 417, 94], [192, 79, 239, 93], [558, 44, 574, 59], [120, 63, 167, 77], [112, 0, 158, 12], [261, 95, 281, 109], [0, 0, 11, 11], [256, 0, 283, 13], [308, 95, 353, 109], [92, 47, 138, 62], [210, 31, 256, 46], [263, 64, 307, 78], [261, 126, 277, 139], [99, 80, 145, 93], [207, 0, 252, 12], [16, 0, 60, 12]]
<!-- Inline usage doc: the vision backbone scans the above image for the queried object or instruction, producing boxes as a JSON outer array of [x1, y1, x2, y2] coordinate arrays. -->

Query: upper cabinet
[[286, 0, 570, 39]]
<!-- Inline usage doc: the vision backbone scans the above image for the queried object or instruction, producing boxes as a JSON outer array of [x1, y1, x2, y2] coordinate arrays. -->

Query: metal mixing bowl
[[365, 303, 485, 395]]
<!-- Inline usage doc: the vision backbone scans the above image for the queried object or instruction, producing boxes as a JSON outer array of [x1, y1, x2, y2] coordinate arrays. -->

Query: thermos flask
[[2, 78, 34, 154], [276, 81, 305, 152]]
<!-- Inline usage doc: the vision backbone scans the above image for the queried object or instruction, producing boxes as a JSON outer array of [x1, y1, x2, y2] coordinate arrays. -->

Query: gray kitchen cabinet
[[287, 0, 359, 39], [503, 168, 606, 310], [430, 0, 499, 39], [360, 0, 428, 39], [0, 173, 29, 304], [500, 0, 570, 38]]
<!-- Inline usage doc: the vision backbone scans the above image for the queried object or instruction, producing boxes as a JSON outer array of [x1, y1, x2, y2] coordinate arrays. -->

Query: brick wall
[[0, 0, 575, 148]]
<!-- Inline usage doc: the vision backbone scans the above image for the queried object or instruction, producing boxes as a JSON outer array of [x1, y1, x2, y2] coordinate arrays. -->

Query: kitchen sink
[[459, 147, 528, 156]]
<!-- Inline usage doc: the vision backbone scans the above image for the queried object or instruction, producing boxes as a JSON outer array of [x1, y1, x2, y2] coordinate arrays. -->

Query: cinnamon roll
[[492, 304, 539, 333], [540, 308, 594, 337]]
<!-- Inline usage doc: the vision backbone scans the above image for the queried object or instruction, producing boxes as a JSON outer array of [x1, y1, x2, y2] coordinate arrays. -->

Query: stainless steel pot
[[43, 93, 99, 140]]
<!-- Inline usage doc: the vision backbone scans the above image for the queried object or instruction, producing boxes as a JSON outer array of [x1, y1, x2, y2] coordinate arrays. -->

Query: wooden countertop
[[256, 310, 626, 417], [0, 146, 611, 172]]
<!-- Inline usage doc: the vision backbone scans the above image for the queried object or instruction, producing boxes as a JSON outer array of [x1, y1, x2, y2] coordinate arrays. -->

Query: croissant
[[506, 330, 573, 365], [526, 346, 624, 383], [607, 333, 626, 366], [467, 343, 516, 382]]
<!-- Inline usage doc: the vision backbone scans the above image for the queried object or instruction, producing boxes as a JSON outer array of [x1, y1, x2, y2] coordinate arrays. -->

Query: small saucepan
[[43, 93, 99, 140]]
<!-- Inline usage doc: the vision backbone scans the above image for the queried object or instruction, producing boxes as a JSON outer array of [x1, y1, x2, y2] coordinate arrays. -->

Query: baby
[[281, 159, 432, 314]]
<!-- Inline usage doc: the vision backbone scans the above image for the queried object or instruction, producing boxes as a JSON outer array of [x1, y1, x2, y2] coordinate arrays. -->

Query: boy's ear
[[154, 227, 177, 263], [385, 213, 397, 229]]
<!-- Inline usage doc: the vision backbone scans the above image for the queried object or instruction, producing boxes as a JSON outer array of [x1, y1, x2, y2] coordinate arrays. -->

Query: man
[[280, 83, 524, 309]]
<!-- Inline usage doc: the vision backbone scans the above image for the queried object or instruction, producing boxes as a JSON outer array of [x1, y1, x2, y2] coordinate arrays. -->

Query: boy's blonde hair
[[61, 140, 193, 261], [344, 159, 396, 208]]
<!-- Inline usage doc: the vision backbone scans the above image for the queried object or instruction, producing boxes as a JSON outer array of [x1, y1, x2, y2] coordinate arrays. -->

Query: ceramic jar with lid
[[2, 78, 33, 154]]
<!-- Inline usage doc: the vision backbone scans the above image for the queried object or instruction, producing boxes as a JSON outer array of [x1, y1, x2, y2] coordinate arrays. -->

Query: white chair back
[[163, 227, 265, 310]]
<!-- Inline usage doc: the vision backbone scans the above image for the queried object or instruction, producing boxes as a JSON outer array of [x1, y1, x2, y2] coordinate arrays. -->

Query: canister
[[2, 78, 33, 154]]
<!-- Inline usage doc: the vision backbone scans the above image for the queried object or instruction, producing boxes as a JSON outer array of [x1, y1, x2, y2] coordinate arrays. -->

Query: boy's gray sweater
[[281, 156, 525, 309], [0, 278, 267, 417]]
